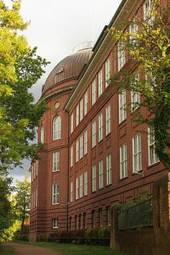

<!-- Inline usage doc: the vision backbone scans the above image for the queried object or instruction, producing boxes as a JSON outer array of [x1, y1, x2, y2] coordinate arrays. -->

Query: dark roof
[[43, 49, 92, 93]]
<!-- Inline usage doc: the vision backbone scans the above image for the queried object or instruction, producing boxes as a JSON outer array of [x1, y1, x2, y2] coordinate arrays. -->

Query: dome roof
[[43, 48, 92, 93]]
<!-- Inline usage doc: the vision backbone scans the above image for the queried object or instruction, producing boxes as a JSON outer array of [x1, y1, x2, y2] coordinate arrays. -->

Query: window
[[53, 116, 61, 140], [76, 177, 79, 200], [106, 154, 112, 185], [118, 41, 125, 71], [120, 144, 128, 179], [105, 58, 111, 88], [52, 184, 60, 204], [84, 130, 88, 155], [143, 0, 152, 21], [79, 174, 83, 198], [106, 207, 111, 226], [92, 165, 97, 192], [99, 160, 104, 189], [92, 79, 97, 105], [70, 113, 74, 133], [98, 113, 103, 142], [40, 126, 44, 143], [83, 213, 86, 229], [52, 151, 60, 172], [106, 105, 111, 135], [70, 182, 73, 202], [129, 21, 138, 44], [80, 98, 83, 122], [119, 90, 126, 124], [70, 145, 73, 167], [132, 134, 142, 173], [92, 210, 96, 228], [131, 73, 140, 111], [76, 104, 79, 126], [148, 127, 159, 166], [84, 91, 88, 115], [98, 70, 103, 97], [92, 121, 97, 148], [84, 171, 88, 196], [98, 208, 103, 227], [79, 135, 84, 159], [76, 139, 79, 162], [52, 218, 59, 229]]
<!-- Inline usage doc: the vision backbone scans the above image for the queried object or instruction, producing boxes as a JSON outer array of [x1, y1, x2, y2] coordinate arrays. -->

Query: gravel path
[[4, 242, 62, 255]]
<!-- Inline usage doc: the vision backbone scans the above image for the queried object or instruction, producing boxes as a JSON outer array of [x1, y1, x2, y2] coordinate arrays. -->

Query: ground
[[0, 242, 122, 255]]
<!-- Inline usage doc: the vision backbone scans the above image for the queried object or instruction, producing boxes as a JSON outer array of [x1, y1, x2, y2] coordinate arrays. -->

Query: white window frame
[[131, 73, 140, 111], [92, 121, 97, 148], [106, 154, 112, 185], [143, 0, 152, 22], [106, 105, 111, 136], [76, 177, 79, 200], [79, 98, 83, 122], [70, 113, 74, 133], [52, 218, 59, 229], [119, 90, 126, 124], [79, 134, 83, 159], [76, 104, 79, 126], [70, 181, 73, 202], [98, 70, 103, 97], [76, 139, 79, 162], [148, 127, 159, 166], [118, 41, 126, 71], [79, 174, 83, 198], [53, 116, 61, 140], [84, 171, 88, 196], [84, 130, 88, 155], [120, 144, 128, 179], [40, 126, 44, 143], [129, 21, 138, 44], [84, 91, 88, 116], [132, 134, 142, 173], [98, 113, 103, 142], [105, 58, 111, 88], [92, 79, 97, 105], [98, 160, 104, 189], [70, 145, 73, 167], [52, 151, 60, 172], [52, 184, 60, 205], [92, 165, 97, 192]]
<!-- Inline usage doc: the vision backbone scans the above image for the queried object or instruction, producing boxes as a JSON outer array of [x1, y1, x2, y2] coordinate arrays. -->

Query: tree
[[111, 0, 170, 168], [15, 177, 31, 233], [0, 177, 12, 242], [0, 0, 48, 174]]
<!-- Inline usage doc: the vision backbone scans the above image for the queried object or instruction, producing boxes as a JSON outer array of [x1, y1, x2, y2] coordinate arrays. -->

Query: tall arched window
[[53, 116, 61, 140]]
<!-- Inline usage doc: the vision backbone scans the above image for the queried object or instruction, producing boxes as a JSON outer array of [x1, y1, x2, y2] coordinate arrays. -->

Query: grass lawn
[[0, 245, 15, 255], [35, 242, 123, 255]]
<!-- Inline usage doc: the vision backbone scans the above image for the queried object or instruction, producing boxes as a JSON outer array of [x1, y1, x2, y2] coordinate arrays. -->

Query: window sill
[[52, 203, 60, 205], [119, 176, 128, 181], [52, 170, 60, 173], [148, 161, 160, 169]]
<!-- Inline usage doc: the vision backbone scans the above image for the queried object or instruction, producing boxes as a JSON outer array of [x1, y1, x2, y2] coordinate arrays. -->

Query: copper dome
[[43, 48, 92, 93]]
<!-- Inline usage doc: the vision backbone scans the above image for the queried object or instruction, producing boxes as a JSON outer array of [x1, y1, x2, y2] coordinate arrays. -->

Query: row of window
[[70, 58, 111, 133], [46, 129, 158, 207], [69, 0, 153, 133]]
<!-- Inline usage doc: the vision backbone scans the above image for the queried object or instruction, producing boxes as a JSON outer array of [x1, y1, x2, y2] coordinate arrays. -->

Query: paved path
[[4, 242, 62, 255]]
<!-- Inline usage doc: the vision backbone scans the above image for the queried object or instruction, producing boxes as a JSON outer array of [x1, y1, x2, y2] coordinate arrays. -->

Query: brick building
[[29, 0, 169, 241]]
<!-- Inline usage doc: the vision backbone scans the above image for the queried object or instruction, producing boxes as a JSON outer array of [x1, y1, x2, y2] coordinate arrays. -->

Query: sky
[[11, 0, 122, 182]]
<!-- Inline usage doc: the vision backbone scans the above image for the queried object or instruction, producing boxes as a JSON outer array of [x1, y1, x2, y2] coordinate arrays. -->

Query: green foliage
[[15, 177, 31, 233], [0, 177, 13, 242], [111, 0, 170, 168], [0, 0, 48, 174]]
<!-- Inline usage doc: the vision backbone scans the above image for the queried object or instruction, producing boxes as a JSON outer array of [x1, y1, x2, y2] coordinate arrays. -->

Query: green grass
[[35, 242, 123, 255], [0, 245, 16, 255]]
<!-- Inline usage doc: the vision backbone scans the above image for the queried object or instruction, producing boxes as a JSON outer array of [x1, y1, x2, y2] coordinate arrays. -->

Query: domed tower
[[29, 49, 92, 241]]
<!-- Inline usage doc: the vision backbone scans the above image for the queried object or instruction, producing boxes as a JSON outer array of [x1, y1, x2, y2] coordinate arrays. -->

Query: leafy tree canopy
[[111, 0, 170, 168], [0, 0, 49, 173]]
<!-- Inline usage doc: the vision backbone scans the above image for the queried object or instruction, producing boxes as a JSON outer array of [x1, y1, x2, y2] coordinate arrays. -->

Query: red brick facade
[[29, 0, 170, 241]]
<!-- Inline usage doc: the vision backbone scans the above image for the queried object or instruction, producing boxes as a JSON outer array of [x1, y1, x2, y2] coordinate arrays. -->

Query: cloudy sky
[[11, 0, 122, 182]]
